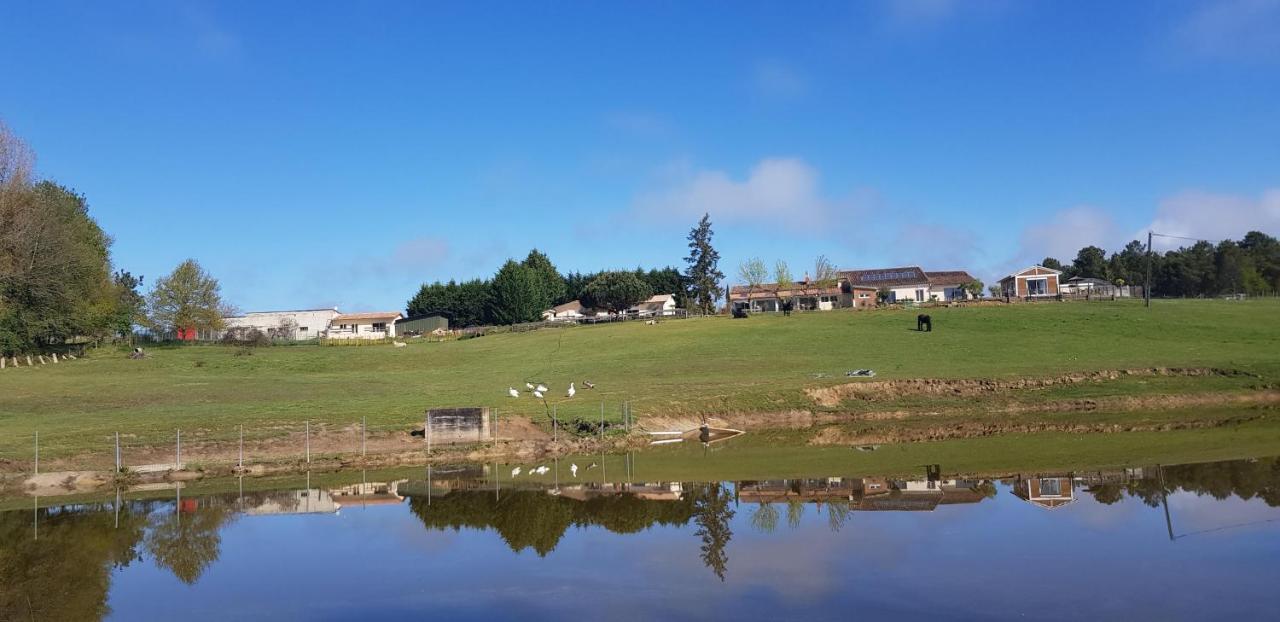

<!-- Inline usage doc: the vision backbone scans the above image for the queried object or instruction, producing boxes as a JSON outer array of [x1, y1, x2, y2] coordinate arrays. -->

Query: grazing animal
[[583, 381, 595, 390], [917, 314, 932, 332], [587, 462, 599, 470], [508, 387, 519, 398], [536, 384, 548, 393], [535, 465, 548, 475], [570, 463, 578, 477], [567, 382, 576, 398], [393, 341, 407, 348], [534, 390, 544, 399], [511, 467, 522, 477], [526, 382, 535, 390]]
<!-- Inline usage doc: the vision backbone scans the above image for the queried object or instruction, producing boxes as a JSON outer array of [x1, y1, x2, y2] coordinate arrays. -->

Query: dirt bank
[[806, 367, 1258, 407]]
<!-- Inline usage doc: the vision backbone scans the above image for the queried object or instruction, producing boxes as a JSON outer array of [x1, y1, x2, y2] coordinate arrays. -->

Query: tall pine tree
[[684, 213, 724, 314]]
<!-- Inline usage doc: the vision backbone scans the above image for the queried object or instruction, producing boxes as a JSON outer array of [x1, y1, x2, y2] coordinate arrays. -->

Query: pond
[[3, 454, 1280, 620]]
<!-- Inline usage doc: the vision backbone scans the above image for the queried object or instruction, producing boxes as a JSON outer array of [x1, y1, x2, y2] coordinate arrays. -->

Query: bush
[[221, 327, 270, 347]]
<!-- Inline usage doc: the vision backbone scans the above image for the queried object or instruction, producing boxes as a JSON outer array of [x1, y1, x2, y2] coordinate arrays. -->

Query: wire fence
[[8, 400, 639, 476]]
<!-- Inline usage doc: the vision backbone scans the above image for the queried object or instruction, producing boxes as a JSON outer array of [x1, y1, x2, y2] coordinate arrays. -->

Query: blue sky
[[2, 0, 1278, 312]]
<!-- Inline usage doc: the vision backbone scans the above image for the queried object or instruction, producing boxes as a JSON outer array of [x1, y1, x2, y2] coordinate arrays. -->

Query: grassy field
[[1, 299, 1278, 467]]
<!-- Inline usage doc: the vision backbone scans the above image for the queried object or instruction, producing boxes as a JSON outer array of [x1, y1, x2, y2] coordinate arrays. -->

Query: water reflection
[[2, 456, 1279, 619]]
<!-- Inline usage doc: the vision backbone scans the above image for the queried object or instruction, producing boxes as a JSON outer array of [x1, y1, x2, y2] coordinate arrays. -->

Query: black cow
[[917, 314, 932, 332]]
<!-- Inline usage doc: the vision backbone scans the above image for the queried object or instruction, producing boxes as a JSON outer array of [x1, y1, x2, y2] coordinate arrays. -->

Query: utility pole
[[1145, 230, 1153, 308]]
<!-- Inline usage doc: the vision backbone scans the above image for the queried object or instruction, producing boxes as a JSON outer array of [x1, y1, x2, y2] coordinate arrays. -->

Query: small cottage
[[999, 265, 1061, 298], [326, 311, 403, 339]]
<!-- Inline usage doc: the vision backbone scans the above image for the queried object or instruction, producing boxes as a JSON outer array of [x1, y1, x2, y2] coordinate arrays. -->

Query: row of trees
[[1, 122, 135, 354], [735, 256, 840, 301], [407, 213, 729, 325], [1, 121, 234, 354], [1044, 231, 1280, 297]]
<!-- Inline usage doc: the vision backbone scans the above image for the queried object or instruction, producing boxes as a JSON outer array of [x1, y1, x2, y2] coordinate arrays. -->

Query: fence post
[[426, 412, 432, 456], [600, 401, 605, 441], [115, 432, 121, 473], [305, 420, 311, 464], [238, 425, 244, 470], [361, 417, 367, 458], [34, 432, 38, 476], [175, 429, 181, 470], [553, 405, 558, 443]]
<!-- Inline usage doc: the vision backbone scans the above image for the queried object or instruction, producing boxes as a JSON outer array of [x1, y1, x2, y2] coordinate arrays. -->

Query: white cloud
[[1017, 205, 1119, 265], [632, 157, 860, 231], [1140, 188, 1280, 250], [1175, 0, 1280, 63], [752, 60, 808, 99]]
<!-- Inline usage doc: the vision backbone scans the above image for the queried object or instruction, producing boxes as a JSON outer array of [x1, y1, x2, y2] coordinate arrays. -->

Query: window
[[1039, 478, 1062, 496], [371, 322, 387, 332], [915, 289, 925, 301], [858, 292, 869, 298], [1026, 278, 1048, 296], [299, 326, 308, 332]]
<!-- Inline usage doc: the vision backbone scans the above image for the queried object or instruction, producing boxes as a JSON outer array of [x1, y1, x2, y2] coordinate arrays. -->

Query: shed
[[396, 314, 449, 335]]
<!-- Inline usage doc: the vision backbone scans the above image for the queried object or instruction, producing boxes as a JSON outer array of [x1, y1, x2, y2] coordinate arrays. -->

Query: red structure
[[175, 326, 198, 341]]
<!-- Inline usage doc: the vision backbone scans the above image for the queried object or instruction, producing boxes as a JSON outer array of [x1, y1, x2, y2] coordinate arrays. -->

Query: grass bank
[[1, 299, 1277, 469]]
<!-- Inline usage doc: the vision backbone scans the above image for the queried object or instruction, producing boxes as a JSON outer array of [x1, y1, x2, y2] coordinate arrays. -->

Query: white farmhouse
[[629, 293, 678, 316], [326, 311, 403, 339], [224, 308, 340, 340], [543, 300, 587, 321]]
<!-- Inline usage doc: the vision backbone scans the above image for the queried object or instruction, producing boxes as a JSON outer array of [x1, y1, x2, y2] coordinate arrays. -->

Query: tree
[[1071, 246, 1109, 280], [521, 249, 566, 311], [1041, 257, 1063, 271], [110, 270, 145, 337], [1108, 240, 1147, 287], [146, 259, 230, 333], [488, 260, 542, 324], [813, 255, 839, 290], [1, 147, 116, 354], [1240, 231, 1280, 293], [684, 213, 724, 314], [406, 278, 492, 327], [583, 271, 652, 313], [774, 260, 794, 311], [737, 257, 768, 307], [963, 279, 984, 299], [988, 284, 1002, 298]]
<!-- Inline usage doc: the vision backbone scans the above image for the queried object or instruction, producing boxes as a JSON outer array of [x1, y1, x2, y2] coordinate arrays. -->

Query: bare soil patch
[[807, 367, 1256, 407]]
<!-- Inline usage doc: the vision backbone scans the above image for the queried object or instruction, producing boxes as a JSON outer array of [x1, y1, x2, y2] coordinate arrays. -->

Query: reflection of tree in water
[[1087, 483, 1125, 505], [826, 501, 851, 533], [749, 502, 779, 533], [0, 501, 150, 620], [786, 499, 804, 529], [691, 483, 734, 582], [1085, 458, 1280, 507], [407, 489, 697, 557], [145, 501, 236, 585]]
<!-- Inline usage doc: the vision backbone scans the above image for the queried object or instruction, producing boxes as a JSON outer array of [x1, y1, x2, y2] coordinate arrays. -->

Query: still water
[[4, 456, 1280, 621]]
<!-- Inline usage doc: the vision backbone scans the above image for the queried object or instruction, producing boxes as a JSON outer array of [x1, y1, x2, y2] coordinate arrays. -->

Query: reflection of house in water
[[329, 480, 408, 508], [556, 482, 684, 502], [1010, 476, 1076, 510], [736, 476, 990, 512], [242, 489, 340, 516]]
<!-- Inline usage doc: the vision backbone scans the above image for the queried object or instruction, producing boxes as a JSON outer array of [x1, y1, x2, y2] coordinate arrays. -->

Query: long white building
[[224, 308, 341, 340]]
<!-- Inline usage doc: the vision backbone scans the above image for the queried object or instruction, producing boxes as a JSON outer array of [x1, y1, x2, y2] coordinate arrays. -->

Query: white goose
[[511, 467, 521, 477], [533, 390, 544, 399], [508, 387, 519, 398], [566, 382, 576, 398], [536, 384, 548, 393], [570, 463, 578, 477]]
